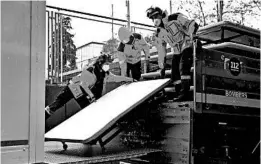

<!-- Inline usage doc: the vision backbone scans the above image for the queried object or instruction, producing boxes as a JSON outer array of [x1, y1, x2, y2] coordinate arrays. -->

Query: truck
[[139, 21, 260, 164]]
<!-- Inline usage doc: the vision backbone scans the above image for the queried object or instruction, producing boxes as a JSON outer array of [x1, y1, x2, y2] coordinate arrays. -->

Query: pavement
[[44, 137, 161, 164]]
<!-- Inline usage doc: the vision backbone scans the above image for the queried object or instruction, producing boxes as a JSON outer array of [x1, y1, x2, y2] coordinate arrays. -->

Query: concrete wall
[[1, 1, 46, 163]]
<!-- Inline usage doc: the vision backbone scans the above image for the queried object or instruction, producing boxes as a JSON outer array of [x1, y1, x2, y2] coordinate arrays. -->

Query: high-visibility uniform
[[155, 11, 198, 84], [117, 33, 150, 80], [47, 63, 104, 115], [151, 34, 167, 69]]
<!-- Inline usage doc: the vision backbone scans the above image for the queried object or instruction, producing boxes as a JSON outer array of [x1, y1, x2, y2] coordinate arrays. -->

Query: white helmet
[[118, 27, 132, 43]]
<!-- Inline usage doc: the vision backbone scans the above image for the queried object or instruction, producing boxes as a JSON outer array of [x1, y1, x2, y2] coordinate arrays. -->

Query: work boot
[[166, 82, 181, 99], [174, 80, 191, 101], [174, 83, 181, 96]]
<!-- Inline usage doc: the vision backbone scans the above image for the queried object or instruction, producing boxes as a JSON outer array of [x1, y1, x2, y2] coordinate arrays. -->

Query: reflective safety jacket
[[68, 64, 98, 100], [151, 34, 167, 69], [159, 12, 195, 53], [70, 65, 96, 88], [117, 33, 150, 64], [166, 12, 198, 38], [155, 11, 198, 68]]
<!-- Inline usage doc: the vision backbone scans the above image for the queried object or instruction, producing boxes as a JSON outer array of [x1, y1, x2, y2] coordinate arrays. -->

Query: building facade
[[76, 42, 105, 70]]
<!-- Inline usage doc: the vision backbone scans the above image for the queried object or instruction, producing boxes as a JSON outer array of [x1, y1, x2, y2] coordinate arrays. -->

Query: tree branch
[[252, 0, 261, 10], [222, 10, 233, 14], [197, 0, 206, 25]]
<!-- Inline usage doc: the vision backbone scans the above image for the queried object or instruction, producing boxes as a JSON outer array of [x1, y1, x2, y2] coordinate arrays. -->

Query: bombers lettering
[[225, 90, 247, 99]]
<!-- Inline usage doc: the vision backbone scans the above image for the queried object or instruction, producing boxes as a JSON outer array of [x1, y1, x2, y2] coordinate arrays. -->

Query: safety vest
[[117, 33, 150, 64], [157, 12, 196, 54], [69, 65, 96, 100], [166, 13, 198, 37], [70, 65, 96, 87]]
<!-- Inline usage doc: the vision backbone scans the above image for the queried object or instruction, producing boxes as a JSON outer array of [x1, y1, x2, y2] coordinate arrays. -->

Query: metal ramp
[[45, 79, 171, 150]]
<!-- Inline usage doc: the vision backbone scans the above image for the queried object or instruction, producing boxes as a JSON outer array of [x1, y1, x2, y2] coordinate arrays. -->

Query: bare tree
[[176, 0, 216, 26], [222, 0, 261, 26], [197, 0, 206, 26], [173, 0, 260, 29]]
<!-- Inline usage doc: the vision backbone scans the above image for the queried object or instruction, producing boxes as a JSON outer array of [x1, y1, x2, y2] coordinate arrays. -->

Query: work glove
[[160, 67, 166, 79], [45, 106, 53, 115], [125, 77, 136, 84], [118, 76, 135, 85], [87, 95, 96, 103]]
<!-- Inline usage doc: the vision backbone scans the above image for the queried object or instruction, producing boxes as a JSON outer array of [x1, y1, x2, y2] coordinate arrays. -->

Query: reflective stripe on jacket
[[156, 12, 194, 54], [158, 21, 192, 54], [117, 33, 150, 64]]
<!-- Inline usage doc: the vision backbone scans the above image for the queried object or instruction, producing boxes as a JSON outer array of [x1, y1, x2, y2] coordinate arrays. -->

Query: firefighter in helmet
[[146, 6, 199, 101], [117, 27, 150, 81], [45, 54, 112, 119]]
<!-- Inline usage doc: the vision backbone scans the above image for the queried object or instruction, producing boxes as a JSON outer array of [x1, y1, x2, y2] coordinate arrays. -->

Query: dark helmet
[[96, 53, 111, 66], [95, 54, 109, 65], [146, 7, 163, 19]]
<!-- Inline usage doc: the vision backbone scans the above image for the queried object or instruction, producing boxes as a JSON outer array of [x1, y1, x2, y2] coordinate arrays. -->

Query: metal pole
[[170, 0, 172, 14], [193, 39, 197, 110], [126, 0, 131, 31], [47, 11, 50, 80], [111, 4, 114, 39], [60, 15, 63, 83], [217, 0, 224, 22], [220, 0, 224, 21], [54, 13, 58, 83], [81, 49, 83, 70], [50, 11, 54, 84]]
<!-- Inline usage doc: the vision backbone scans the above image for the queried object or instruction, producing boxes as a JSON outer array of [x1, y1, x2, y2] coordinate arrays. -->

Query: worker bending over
[[146, 6, 199, 101], [117, 27, 151, 81]]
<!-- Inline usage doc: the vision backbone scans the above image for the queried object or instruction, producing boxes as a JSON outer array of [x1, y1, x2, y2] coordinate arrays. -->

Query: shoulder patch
[[168, 13, 180, 21], [86, 66, 94, 73], [155, 28, 162, 37], [126, 35, 135, 44], [133, 33, 142, 40], [117, 42, 125, 52]]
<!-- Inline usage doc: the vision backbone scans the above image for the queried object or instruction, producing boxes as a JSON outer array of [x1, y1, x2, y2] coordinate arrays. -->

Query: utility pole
[[126, 0, 131, 31], [217, 0, 224, 22], [170, 0, 172, 14], [60, 15, 63, 83], [111, 4, 114, 39]]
